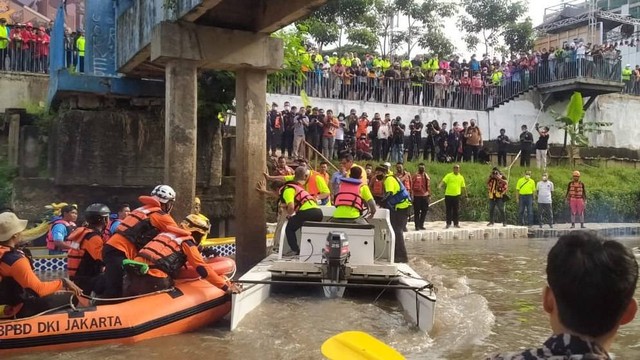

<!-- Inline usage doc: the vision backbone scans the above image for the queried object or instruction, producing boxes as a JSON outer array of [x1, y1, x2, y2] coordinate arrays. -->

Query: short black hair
[[349, 166, 362, 179], [61, 205, 77, 215], [418, 163, 425, 166], [117, 203, 130, 212], [547, 231, 638, 337], [396, 162, 403, 166], [341, 154, 354, 162], [319, 161, 329, 166]]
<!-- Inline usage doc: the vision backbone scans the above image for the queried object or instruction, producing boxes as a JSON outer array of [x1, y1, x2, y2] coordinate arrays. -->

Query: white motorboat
[[231, 207, 436, 332]]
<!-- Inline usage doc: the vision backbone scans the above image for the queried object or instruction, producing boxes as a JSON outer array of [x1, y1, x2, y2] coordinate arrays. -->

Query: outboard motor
[[322, 232, 350, 298]]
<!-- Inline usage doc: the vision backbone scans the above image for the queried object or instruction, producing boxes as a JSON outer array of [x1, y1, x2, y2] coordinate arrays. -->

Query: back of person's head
[[349, 166, 362, 180], [547, 231, 638, 337], [294, 166, 307, 181]]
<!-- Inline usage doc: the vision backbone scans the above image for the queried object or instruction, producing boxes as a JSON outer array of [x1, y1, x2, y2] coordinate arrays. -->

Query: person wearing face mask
[[566, 170, 586, 229], [411, 163, 430, 230], [536, 173, 554, 228], [463, 119, 482, 162], [487, 168, 508, 227], [515, 170, 535, 226], [375, 165, 411, 262], [438, 164, 467, 229], [519, 124, 534, 167]]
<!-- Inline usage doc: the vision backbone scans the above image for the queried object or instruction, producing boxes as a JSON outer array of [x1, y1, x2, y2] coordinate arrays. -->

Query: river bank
[[372, 161, 640, 225]]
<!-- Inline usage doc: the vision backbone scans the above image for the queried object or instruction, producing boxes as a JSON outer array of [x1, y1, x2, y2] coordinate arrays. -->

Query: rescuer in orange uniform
[[123, 214, 240, 296], [100, 185, 178, 298], [67, 204, 110, 295], [0, 212, 82, 318]]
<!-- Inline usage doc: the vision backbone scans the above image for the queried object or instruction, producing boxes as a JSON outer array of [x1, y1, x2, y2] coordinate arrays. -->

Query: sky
[[440, 0, 562, 59]]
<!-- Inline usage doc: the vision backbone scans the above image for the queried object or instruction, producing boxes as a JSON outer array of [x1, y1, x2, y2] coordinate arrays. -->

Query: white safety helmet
[[151, 185, 176, 203]]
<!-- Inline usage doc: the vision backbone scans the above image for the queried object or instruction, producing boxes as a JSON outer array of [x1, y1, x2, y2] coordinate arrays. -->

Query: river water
[[8, 237, 640, 359]]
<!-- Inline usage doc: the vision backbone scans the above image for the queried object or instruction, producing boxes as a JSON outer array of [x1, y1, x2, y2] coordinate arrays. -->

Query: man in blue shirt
[[46, 205, 78, 255], [108, 203, 131, 235]]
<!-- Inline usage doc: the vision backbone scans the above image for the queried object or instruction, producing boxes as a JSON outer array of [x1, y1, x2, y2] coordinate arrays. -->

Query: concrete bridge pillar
[[234, 69, 268, 274], [151, 22, 283, 274], [164, 59, 198, 221]]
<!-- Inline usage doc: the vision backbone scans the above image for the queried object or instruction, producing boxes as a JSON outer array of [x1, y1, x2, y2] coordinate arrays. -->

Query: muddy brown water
[[7, 237, 640, 359]]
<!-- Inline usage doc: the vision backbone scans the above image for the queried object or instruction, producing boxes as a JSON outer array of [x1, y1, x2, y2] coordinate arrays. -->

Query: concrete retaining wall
[[0, 73, 49, 111], [267, 92, 640, 150]]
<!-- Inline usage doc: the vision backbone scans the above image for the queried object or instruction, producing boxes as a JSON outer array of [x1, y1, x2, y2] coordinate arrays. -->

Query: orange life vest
[[306, 171, 321, 196], [356, 119, 369, 138], [412, 173, 430, 195], [137, 228, 192, 277], [66, 227, 101, 278], [334, 178, 365, 212], [398, 173, 411, 193], [115, 205, 163, 249], [45, 219, 76, 250], [568, 181, 585, 199], [370, 177, 385, 197], [279, 182, 315, 212]]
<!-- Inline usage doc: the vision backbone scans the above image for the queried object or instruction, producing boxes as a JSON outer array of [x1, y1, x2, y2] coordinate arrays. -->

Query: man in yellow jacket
[[76, 30, 85, 73]]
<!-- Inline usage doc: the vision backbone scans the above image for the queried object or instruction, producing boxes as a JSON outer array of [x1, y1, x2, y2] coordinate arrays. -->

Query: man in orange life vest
[[67, 204, 111, 295], [566, 170, 587, 229], [332, 166, 376, 225], [46, 204, 78, 255], [0, 212, 83, 318], [123, 215, 240, 296], [411, 163, 431, 230], [100, 185, 178, 298], [257, 167, 323, 255]]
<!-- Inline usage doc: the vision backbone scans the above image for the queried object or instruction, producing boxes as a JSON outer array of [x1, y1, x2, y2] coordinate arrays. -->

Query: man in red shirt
[[411, 163, 430, 230], [21, 22, 34, 72], [355, 135, 373, 160]]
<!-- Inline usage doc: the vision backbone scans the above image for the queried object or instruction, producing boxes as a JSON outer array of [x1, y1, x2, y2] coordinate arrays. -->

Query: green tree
[[303, 0, 375, 48], [299, 18, 340, 51], [458, 0, 527, 55], [503, 18, 535, 57], [394, 0, 457, 58], [552, 92, 612, 166], [417, 27, 455, 58], [268, 27, 313, 93]]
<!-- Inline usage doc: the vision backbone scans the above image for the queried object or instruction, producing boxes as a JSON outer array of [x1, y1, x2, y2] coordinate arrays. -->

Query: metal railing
[[268, 57, 623, 111], [0, 42, 84, 74]]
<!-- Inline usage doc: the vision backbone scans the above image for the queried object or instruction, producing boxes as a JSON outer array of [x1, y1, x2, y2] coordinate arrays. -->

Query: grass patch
[[354, 160, 640, 224]]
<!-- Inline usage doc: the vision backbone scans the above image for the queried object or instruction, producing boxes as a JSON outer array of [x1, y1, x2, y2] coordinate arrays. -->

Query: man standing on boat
[[340, 154, 367, 183], [331, 166, 376, 225], [486, 231, 638, 359], [0, 212, 83, 318], [257, 167, 323, 256], [438, 164, 468, 229], [566, 170, 587, 229], [376, 165, 412, 263]]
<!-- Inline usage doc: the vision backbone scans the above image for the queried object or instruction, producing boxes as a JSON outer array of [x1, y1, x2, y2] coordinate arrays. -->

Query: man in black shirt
[[370, 113, 382, 160], [496, 128, 510, 167], [519, 124, 533, 167], [408, 115, 423, 161], [535, 124, 550, 170]]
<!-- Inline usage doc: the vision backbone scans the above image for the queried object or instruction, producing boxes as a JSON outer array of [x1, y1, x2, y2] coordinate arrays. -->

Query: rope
[[0, 291, 76, 324]]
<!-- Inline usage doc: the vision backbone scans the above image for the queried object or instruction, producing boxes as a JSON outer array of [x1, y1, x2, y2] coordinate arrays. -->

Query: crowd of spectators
[[272, 40, 624, 111], [0, 19, 85, 74]]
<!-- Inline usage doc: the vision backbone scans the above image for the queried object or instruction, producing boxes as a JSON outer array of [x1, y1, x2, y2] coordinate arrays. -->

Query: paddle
[[321, 331, 405, 360]]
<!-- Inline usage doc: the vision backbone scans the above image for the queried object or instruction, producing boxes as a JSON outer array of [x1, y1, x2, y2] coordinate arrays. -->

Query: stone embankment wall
[[0, 73, 49, 111]]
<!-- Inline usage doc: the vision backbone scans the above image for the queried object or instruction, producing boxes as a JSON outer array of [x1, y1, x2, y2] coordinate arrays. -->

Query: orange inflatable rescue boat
[[0, 257, 236, 355]]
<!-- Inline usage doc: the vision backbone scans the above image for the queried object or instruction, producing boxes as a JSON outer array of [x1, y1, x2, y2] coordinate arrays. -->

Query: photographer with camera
[[408, 115, 423, 161], [292, 107, 309, 159], [390, 117, 406, 163], [423, 120, 439, 162]]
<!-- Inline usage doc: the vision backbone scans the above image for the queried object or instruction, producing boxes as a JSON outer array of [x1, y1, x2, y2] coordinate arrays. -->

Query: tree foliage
[[458, 0, 527, 55], [268, 27, 314, 92], [302, 0, 456, 57], [503, 18, 535, 56], [298, 18, 340, 51]]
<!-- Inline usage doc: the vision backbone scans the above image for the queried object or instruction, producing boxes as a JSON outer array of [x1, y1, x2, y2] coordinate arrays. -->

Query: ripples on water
[[8, 237, 640, 359]]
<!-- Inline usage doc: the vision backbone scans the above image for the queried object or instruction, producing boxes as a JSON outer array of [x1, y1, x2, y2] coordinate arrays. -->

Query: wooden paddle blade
[[321, 331, 405, 360]]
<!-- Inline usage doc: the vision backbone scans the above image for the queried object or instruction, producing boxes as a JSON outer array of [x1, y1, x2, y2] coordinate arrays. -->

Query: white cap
[[383, 162, 391, 168]]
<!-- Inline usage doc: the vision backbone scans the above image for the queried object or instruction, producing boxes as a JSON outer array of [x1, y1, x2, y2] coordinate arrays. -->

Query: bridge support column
[[164, 59, 198, 221], [234, 69, 267, 275]]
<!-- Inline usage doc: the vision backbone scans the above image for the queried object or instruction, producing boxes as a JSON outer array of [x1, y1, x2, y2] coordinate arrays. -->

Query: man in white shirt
[[377, 114, 392, 161], [536, 172, 554, 228]]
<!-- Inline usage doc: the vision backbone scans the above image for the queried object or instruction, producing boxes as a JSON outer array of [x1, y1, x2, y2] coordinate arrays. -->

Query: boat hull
[[0, 279, 231, 355]]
